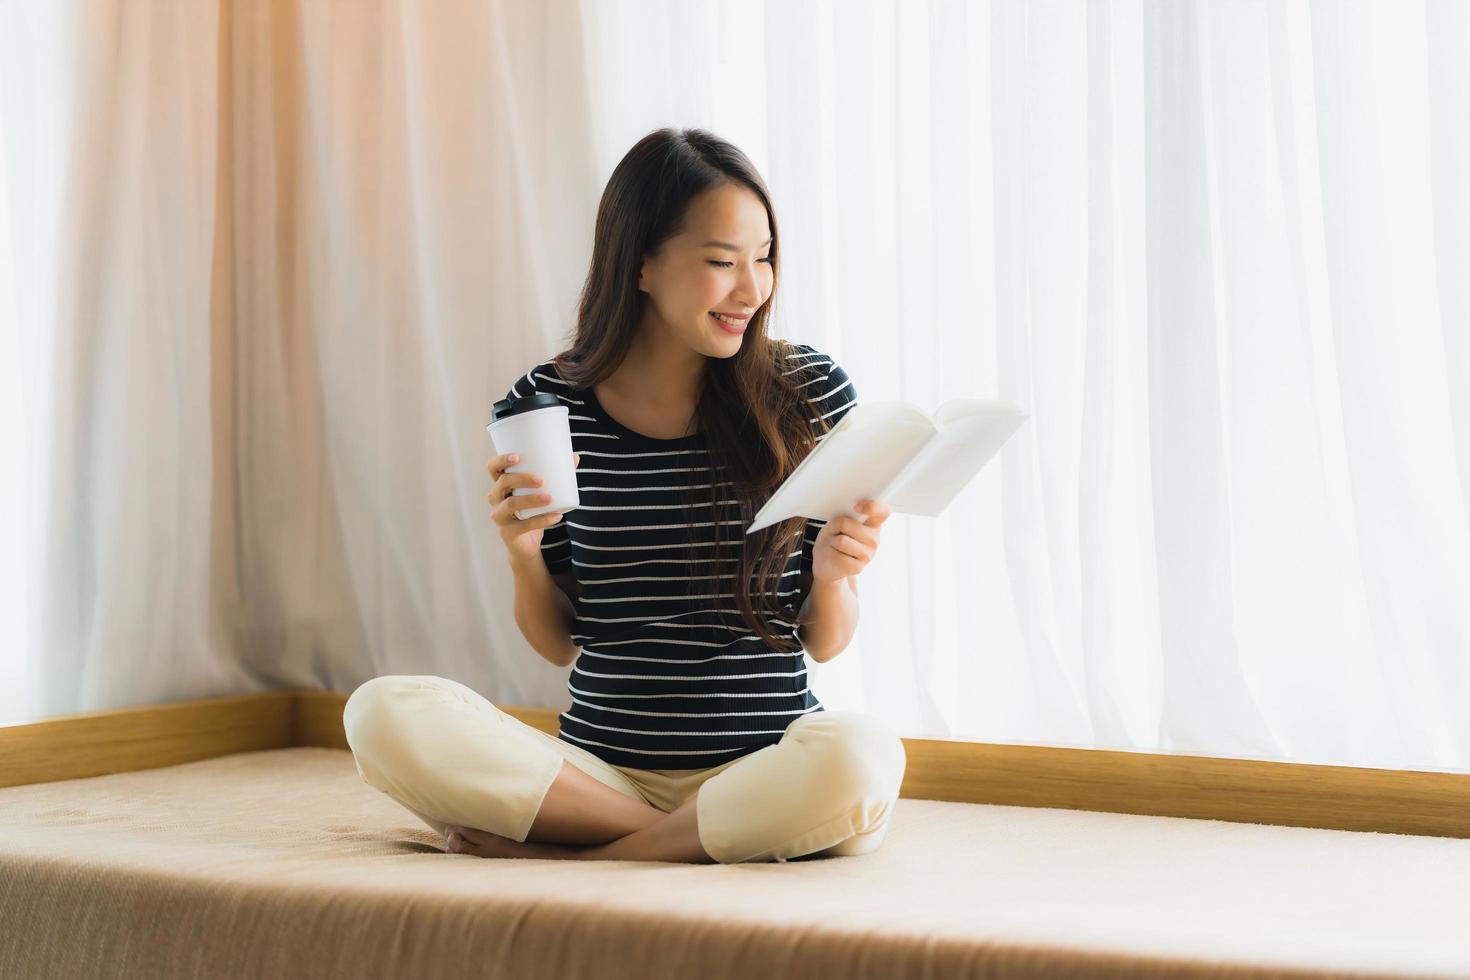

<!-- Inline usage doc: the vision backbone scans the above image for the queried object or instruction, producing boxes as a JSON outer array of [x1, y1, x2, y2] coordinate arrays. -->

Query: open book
[[746, 398, 1029, 534]]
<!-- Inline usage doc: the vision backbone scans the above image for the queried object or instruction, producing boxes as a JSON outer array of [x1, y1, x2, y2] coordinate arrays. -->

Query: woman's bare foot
[[444, 824, 579, 861]]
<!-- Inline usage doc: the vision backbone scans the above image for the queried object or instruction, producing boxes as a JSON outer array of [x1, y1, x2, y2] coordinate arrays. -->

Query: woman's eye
[[708, 258, 773, 268]]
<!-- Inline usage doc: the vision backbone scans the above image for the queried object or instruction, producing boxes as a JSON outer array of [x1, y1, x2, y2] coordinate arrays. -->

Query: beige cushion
[[1, 746, 1465, 978]]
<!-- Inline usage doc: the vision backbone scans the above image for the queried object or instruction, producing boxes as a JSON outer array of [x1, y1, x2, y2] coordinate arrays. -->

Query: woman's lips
[[709, 312, 748, 334]]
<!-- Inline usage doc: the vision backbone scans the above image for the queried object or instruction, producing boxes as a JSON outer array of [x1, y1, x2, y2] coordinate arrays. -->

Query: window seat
[[2, 734, 1466, 979]]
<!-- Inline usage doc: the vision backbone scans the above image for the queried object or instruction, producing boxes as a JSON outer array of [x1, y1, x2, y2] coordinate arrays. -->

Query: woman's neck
[[608, 327, 706, 408]]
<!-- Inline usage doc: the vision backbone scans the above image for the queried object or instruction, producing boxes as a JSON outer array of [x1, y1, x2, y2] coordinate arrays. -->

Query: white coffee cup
[[486, 392, 580, 520]]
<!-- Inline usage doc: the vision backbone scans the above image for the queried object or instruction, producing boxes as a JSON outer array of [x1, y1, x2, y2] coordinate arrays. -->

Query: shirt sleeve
[[797, 350, 858, 596], [502, 365, 573, 576]]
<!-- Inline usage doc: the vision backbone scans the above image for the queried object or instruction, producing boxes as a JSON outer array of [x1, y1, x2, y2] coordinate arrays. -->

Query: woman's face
[[637, 183, 774, 360]]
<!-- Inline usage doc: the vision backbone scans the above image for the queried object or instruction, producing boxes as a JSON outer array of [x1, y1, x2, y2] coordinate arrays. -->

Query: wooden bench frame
[[2, 689, 1466, 839]]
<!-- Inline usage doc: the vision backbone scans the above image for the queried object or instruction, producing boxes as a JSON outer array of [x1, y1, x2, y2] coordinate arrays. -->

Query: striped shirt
[[501, 342, 858, 769]]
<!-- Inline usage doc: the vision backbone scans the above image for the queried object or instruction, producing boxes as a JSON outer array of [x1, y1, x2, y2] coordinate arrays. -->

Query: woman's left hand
[[811, 498, 891, 585]]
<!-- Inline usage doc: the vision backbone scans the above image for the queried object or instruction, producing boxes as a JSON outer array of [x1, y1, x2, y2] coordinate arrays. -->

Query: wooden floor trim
[[0, 690, 295, 789], [4, 689, 1467, 839]]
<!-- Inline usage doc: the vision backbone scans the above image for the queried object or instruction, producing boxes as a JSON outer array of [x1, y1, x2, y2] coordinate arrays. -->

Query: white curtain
[[1, 0, 1466, 775]]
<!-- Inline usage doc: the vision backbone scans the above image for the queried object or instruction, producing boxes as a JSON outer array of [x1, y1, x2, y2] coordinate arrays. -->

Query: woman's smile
[[709, 311, 749, 334]]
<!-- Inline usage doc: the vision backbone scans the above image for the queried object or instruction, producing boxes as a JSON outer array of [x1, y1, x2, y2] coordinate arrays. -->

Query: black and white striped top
[[501, 342, 858, 769]]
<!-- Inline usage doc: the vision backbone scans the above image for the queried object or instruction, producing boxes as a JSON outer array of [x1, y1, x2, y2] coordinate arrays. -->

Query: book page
[[883, 399, 1029, 516], [746, 402, 934, 533]]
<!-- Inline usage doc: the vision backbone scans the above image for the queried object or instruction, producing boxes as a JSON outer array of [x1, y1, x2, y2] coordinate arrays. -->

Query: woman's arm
[[796, 498, 889, 663], [510, 551, 580, 668], [796, 576, 859, 663]]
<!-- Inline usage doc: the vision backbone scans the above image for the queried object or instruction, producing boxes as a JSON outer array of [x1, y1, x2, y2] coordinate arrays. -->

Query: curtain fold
[[1, 0, 1466, 775]]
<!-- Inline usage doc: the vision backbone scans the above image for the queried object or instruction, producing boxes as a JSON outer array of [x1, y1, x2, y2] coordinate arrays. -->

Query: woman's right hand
[[487, 451, 581, 561]]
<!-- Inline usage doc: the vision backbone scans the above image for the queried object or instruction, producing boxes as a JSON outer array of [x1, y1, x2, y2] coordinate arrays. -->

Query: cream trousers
[[342, 674, 907, 864]]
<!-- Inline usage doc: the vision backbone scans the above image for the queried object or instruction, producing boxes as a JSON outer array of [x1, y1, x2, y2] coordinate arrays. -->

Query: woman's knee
[[343, 674, 435, 752], [800, 711, 907, 803]]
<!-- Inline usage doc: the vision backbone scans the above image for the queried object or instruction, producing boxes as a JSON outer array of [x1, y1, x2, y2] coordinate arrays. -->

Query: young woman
[[344, 128, 905, 865]]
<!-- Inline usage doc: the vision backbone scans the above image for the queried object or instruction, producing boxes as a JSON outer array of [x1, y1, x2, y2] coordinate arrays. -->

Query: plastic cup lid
[[491, 392, 562, 422]]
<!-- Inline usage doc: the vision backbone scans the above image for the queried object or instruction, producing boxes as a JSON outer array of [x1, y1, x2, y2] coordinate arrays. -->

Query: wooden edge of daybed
[[2, 688, 1467, 840]]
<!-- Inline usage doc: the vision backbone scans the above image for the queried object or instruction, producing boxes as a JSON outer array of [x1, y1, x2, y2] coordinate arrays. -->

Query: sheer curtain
[[1, 0, 1466, 774]]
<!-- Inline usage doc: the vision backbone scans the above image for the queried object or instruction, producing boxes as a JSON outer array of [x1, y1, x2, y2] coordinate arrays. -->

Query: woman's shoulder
[[777, 339, 844, 378], [503, 355, 576, 402], [777, 340, 857, 425], [778, 339, 851, 385]]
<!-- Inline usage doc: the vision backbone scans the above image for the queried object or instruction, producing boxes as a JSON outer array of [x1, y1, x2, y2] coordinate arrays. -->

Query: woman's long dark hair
[[552, 127, 834, 653]]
